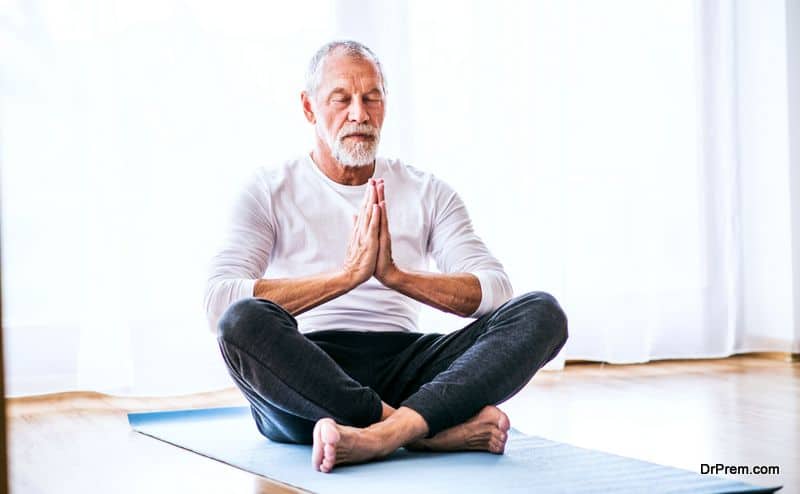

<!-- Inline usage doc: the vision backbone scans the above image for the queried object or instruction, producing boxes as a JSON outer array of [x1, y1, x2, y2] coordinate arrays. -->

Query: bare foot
[[311, 418, 389, 473], [407, 405, 511, 454]]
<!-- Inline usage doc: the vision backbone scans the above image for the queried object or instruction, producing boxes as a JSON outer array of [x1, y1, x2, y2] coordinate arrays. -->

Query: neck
[[310, 145, 375, 186]]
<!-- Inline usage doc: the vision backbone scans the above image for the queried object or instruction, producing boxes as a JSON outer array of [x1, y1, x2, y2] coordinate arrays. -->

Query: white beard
[[320, 123, 381, 167]]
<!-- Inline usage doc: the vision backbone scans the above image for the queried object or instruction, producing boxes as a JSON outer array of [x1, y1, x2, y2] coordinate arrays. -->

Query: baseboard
[[565, 351, 800, 366], [744, 351, 800, 363]]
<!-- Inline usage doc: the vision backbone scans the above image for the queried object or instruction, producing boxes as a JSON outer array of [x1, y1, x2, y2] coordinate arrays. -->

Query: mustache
[[337, 124, 379, 140]]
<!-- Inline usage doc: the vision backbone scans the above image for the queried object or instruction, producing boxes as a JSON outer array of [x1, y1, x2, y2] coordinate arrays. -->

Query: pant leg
[[386, 291, 568, 437], [216, 298, 384, 443]]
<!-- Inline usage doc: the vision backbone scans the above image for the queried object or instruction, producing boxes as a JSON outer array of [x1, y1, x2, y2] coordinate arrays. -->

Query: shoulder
[[381, 157, 428, 180], [235, 156, 310, 218], [379, 157, 454, 193], [383, 157, 461, 197], [251, 156, 309, 192]]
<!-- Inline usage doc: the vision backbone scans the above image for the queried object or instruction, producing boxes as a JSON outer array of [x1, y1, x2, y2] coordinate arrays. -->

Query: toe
[[320, 418, 341, 444], [497, 411, 511, 432], [311, 421, 325, 470], [491, 439, 505, 454], [321, 444, 336, 474], [314, 418, 341, 472]]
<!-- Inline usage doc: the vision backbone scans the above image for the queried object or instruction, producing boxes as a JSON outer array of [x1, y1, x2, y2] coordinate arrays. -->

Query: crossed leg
[[307, 291, 567, 472], [217, 291, 568, 473]]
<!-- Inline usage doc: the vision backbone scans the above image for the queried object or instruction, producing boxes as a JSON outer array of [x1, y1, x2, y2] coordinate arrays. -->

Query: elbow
[[498, 273, 513, 305], [203, 276, 259, 335], [203, 282, 223, 335], [469, 270, 513, 318], [485, 272, 513, 314]]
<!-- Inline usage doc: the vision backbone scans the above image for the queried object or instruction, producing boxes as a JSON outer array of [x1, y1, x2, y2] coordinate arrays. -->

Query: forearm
[[253, 271, 356, 316], [382, 268, 482, 317]]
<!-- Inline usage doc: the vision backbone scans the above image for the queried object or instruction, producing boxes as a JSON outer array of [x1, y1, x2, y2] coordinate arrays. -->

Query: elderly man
[[205, 40, 567, 473]]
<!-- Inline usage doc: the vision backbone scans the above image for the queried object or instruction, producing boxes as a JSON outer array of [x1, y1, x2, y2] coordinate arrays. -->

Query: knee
[[250, 407, 313, 445], [508, 291, 568, 349], [253, 413, 312, 445], [217, 298, 294, 346]]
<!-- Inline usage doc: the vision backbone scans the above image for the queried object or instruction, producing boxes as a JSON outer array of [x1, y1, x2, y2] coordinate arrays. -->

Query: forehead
[[318, 52, 383, 92]]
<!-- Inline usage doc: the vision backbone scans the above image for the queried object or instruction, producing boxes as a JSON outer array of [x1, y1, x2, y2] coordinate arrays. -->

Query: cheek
[[319, 115, 341, 138], [372, 107, 385, 127], [328, 112, 347, 130]]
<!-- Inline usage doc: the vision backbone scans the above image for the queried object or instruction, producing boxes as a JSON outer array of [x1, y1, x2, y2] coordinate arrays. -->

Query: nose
[[347, 98, 369, 124]]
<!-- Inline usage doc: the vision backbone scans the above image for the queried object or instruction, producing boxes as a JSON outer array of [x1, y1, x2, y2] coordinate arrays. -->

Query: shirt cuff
[[469, 271, 494, 318], [242, 278, 258, 299], [205, 278, 259, 332]]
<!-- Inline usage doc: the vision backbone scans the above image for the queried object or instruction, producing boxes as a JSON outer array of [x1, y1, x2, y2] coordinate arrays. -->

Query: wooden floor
[[7, 355, 798, 493]]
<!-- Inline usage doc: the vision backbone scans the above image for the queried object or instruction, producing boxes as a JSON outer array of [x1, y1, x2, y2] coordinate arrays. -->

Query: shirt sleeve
[[203, 172, 276, 332], [428, 178, 513, 317]]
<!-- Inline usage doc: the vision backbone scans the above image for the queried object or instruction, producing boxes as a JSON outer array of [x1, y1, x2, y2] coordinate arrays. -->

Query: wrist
[[379, 264, 406, 289], [338, 268, 362, 291]]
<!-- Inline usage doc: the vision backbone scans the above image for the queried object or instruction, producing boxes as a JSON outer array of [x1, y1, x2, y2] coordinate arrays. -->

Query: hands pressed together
[[252, 173, 480, 317], [343, 178, 399, 288]]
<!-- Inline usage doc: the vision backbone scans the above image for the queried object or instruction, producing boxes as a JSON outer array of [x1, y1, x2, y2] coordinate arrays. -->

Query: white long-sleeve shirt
[[204, 154, 513, 333]]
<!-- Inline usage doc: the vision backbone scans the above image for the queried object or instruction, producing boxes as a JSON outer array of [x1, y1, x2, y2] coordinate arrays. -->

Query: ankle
[[369, 407, 428, 451], [380, 402, 396, 421]]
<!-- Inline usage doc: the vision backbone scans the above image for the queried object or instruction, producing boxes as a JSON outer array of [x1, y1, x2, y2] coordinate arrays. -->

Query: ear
[[301, 91, 316, 124]]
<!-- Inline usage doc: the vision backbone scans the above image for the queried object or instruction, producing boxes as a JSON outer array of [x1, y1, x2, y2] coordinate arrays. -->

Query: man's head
[[302, 41, 386, 168]]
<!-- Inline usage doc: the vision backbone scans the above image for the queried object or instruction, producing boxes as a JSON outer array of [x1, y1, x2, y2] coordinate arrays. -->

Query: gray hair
[[305, 40, 387, 96]]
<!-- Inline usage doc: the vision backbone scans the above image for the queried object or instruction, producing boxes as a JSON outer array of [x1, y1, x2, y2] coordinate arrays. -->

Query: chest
[[269, 186, 432, 270]]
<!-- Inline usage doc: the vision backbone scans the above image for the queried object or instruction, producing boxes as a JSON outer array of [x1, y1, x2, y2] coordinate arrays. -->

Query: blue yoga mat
[[128, 406, 780, 494]]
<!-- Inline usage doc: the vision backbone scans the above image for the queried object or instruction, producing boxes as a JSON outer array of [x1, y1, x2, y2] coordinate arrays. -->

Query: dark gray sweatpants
[[216, 291, 568, 444]]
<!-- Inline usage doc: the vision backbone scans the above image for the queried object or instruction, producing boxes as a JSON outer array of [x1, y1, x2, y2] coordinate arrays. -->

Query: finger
[[379, 201, 390, 248], [372, 178, 383, 206], [376, 180, 385, 204], [368, 203, 381, 236], [359, 180, 375, 218], [359, 182, 371, 213], [380, 200, 388, 233], [358, 184, 375, 233], [363, 195, 375, 233]]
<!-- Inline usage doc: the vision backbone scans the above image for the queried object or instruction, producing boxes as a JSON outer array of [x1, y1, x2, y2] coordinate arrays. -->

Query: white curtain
[[2, 0, 798, 397]]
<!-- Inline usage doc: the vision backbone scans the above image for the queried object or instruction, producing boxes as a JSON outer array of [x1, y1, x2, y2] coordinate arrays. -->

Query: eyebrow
[[326, 87, 383, 98]]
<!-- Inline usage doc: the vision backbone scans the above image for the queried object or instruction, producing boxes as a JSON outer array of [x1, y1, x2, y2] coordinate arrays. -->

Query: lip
[[343, 134, 374, 140]]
